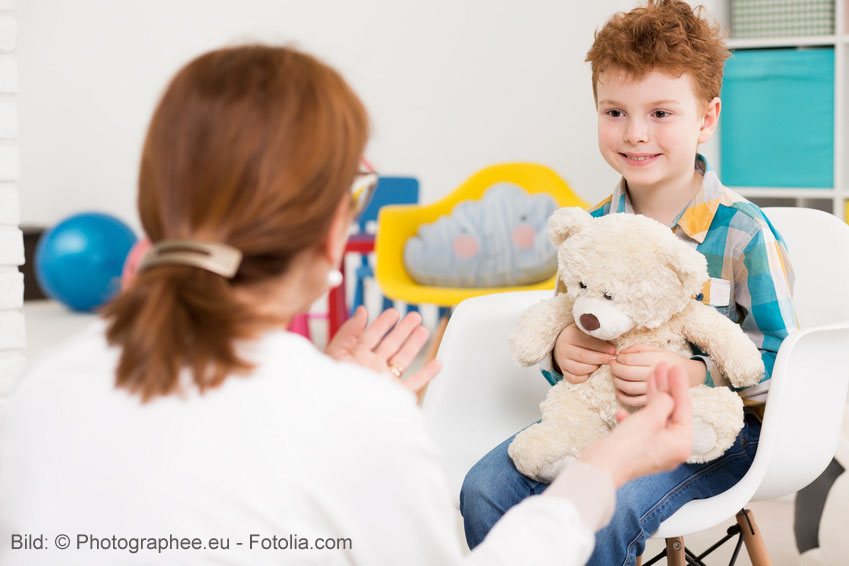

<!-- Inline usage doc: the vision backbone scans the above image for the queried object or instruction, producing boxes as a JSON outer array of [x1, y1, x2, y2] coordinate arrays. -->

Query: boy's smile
[[595, 69, 719, 198], [620, 153, 661, 167]]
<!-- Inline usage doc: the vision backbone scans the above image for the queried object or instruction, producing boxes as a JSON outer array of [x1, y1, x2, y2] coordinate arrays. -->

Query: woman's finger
[[645, 363, 661, 399], [386, 326, 429, 373], [656, 362, 671, 393], [402, 359, 441, 394], [666, 364, 693, 426], [638, 390, 674, 427], [355, 308, 401, 352], [329, 306, 368, 344], [373, 312, 423, 360]]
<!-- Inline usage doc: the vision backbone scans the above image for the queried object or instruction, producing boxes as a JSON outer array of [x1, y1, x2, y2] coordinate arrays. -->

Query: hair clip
[[138, 240, 243, 278]]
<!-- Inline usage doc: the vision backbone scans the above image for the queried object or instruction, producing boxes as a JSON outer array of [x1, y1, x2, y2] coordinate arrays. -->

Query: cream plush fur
[[508, 208, 764, 483]]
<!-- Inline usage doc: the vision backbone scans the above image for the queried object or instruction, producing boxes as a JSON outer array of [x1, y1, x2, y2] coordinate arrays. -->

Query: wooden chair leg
[[416, 314, 450, 405], [665, 537, 685, 566], [736, 508, 771, 566]]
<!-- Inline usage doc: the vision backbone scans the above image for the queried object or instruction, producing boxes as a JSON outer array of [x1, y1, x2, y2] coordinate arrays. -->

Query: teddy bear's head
[[549, 207, 708, 340]]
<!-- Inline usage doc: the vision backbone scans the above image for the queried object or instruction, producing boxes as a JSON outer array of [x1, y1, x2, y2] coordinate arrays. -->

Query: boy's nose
[[624, 119, 648, 144]]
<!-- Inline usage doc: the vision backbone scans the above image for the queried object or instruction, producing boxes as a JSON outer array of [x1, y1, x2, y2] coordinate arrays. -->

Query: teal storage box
[[720, 48, 834, 188]]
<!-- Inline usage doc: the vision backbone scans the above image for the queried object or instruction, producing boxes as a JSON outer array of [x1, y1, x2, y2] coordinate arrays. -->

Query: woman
[[0, 45, 691, 565]]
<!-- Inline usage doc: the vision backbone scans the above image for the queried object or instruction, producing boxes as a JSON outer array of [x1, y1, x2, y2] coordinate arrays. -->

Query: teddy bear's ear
[[658, 237, 709, 297], [548, 207, 593, 246]]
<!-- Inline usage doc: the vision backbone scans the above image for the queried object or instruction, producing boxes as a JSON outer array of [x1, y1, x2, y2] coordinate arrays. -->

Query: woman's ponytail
[[104, 266, 251, 401]]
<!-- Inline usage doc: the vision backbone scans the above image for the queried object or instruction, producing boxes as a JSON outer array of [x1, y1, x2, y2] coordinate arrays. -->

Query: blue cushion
[[403, 183, 558, 287]]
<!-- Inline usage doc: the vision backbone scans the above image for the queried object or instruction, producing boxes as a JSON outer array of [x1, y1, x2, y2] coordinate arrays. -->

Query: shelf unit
[[709, 1, 848, 220]]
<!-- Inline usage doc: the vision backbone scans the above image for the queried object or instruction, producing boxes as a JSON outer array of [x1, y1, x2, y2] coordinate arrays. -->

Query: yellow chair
[[374, 162, 587, 364]]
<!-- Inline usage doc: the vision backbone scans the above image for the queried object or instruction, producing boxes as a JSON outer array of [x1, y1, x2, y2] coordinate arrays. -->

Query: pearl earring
[[327, 269, 343, 288]]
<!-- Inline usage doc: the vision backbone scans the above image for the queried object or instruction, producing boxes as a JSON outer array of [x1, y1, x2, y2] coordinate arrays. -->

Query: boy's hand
[[553, 323, 616, 384], [610, 344, 706, 407]]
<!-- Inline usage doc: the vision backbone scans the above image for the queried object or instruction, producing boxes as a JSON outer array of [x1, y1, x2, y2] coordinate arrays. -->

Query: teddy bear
[[507, 207, 765, 483]]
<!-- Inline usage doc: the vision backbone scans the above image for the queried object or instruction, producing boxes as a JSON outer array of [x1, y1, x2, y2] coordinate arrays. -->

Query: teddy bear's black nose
[[580, 313, 600, 331]]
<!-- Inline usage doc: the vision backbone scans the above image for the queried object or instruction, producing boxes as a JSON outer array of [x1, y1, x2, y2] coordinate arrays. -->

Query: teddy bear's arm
[[679, 302, 764, 388], [509, 293, 575, 367]]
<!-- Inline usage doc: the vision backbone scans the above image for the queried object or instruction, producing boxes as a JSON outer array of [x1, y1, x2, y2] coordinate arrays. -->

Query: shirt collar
[[610, 154, 727, 244]]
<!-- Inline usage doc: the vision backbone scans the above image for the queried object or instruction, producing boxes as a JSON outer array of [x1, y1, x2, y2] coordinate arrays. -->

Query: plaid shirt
[[542, 156, 797, 400]]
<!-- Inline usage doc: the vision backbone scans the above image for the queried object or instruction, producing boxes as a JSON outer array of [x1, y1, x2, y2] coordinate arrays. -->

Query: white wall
[[16, 0, 725, 229], [0, 0, 25, 405]]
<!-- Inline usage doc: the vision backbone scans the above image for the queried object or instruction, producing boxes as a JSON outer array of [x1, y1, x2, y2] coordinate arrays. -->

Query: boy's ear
[[548, 207, 592, 246], [698, 97, 721, 144]]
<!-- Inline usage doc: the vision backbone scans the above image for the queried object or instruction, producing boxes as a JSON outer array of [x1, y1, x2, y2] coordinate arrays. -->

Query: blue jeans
[[460, 412, 762, 566]]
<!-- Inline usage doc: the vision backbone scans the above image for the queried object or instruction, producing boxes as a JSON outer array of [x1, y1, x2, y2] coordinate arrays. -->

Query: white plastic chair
[[422, 207, 849, 565]]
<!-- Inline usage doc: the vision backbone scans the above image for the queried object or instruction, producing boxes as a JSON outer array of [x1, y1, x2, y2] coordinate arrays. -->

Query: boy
[[459, 1, 797, 564]]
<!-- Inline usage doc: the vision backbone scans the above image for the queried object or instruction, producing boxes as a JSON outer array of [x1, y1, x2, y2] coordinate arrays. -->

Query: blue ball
[[35, 212, 138, 312]]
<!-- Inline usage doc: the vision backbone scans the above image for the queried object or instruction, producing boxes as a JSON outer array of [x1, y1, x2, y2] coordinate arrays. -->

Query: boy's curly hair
[[586, 0, 730, 104]]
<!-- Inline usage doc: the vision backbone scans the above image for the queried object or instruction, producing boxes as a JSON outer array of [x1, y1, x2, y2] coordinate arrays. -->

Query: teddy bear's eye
[[603, 292, 613, 301], [578, 281, 587, 289]]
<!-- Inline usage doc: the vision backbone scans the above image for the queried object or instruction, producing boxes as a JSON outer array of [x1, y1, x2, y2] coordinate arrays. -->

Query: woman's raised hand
[[325, 306, 441, 394], [577, 362, 693, 487]]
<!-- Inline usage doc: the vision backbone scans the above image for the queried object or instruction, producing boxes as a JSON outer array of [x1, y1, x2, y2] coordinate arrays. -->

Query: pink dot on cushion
[[512, 224, 535, 249], [452, 234, 480, 259]]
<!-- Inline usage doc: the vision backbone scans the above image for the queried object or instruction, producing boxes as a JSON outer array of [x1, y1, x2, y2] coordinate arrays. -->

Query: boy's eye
[[652, 110, 671, 119], [606, 109, 624, 118]]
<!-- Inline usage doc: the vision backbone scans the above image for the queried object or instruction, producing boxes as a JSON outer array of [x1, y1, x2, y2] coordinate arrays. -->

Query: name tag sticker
[[703, 277, 731, 307]]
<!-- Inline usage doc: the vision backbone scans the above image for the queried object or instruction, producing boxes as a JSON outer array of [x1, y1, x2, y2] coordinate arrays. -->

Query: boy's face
[[595, 69, 719, 193]]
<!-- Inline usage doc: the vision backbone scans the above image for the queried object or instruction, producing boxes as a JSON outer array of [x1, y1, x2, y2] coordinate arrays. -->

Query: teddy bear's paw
[[720, 341, 766, 388], [536, 455, 576, 484], [690, 415, 719, 458], [731, 358, 765, 389], [685, 386, 746, 463], [686, 410, 745, 464], [508, 428, 580, 483]]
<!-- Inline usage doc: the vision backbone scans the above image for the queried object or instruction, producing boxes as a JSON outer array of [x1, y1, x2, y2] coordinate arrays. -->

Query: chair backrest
[[749, 208, 849, 499], [761, 207, 849, 327], [423, 207, 849, 516], [355, 176, 419, 234], [422, 290, 551, 500]]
